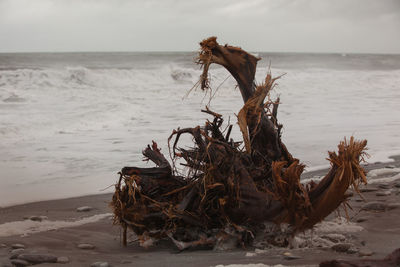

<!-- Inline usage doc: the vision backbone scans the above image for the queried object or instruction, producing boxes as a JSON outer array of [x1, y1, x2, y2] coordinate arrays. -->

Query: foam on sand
[[313, 216, 363, 234], [367, 167, 400, 184], [0, 213, 112, 237]]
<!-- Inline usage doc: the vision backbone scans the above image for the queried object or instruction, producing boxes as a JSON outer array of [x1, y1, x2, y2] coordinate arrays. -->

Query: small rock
[[77, 243, 95, 250], [361, 202, 388, 212], [9, 259, 29, 267], [331, 243, 351, 253], [29, 215, 48, 222], [28, 216, 43, 222], [10, 248, 25, 255], [9, 254, 19, 260], [76, 206, 93, 212], [360, 240, 366, 246], [360, 187, 378, 193], [91, 262, 110, 267], [385, 165, 396, 169], [57, 256, 70, 264], [282, 251, 301, 260], [18, 254, 57, 264], [356, 217, 368, 223], [388, 203, 400, 210], [359, 248, 373, 257], [394, 182, 400, 188], [376, 190, 391, 196], [378, 183, 391, 189], [0, 243, 6, 248], [11, 244, 25, 249], [347, 247, 358, 254]]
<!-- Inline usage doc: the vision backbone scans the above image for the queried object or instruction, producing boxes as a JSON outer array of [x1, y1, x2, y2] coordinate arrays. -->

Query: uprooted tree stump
[[111, 37, 368, 250]]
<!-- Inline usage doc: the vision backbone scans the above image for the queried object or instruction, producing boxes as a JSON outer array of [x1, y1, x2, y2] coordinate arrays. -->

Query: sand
[[1, 157, 400, 267]]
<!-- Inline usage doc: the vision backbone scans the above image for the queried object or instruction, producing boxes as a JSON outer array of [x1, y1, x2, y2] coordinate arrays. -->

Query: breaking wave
[[0, 65, 201, 98]]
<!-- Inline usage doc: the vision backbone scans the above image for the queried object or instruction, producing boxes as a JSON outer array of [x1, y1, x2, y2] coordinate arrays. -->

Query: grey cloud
[[0, 0, 399, 53]]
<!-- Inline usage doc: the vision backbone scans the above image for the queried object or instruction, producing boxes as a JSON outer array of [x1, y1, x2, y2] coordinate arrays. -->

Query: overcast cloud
[[0, 0, 399, 53]]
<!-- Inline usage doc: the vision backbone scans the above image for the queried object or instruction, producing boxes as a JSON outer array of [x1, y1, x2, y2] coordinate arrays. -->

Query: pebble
[[282, 251, 301, 260], [28, 216, 48, 222], [9, 259, 29, 267], [9, 254, 19, 260], [57, 256, 70, 264], [376, 190, 391, 196], [385, 165, 396, 169], [394, 182, 400, 188], [378, 183, 391, 189], [29, 216, 42, 222], [91, 262, 110, 267], [10, 248, 25, 255], [77, 243, 95, 250], [361, 202, 388, 212], [347, 247, 358, 254], [331, 243, 351, 253], [17, 254, 58, 264], [0, 244, 6, 248], [11, 244, 25, 249], [76, 206, 93, 212], [245, 252, 256, 257], [359, 248, 373, 256]]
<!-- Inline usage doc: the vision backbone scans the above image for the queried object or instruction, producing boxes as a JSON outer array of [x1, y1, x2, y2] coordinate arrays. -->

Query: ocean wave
[[0, 65, 202, 93], [1, 63, 400, 206]]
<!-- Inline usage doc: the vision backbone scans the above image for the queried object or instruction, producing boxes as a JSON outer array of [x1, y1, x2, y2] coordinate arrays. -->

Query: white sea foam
[[312, 217, 363, 234], [368, 173, 400, 184], [0, 213, 112, 237], [368, 167, 400, 178], [1, 53, 400, 206]]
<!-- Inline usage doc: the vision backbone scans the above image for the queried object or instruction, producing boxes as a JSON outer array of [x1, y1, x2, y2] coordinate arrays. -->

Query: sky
[[0, 0, 399, 53]]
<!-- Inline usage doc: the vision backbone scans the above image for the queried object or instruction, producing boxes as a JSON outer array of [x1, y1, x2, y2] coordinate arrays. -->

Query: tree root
[[111, 37, 368, 250]]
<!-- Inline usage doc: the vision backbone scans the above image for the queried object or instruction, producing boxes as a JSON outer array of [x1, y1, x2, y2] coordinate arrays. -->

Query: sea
[[1, 52, 400, 207]]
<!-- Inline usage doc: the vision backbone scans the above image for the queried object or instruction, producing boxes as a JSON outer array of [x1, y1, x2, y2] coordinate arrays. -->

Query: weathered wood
[[110, 37, 368, 250]]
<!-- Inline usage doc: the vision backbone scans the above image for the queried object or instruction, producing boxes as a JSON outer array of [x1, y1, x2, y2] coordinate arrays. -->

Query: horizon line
[[1, 50, 399, 56]]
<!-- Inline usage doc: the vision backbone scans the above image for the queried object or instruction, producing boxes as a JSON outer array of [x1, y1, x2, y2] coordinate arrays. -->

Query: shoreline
[[1, 157, 400, 266], [2, 155, 400, 210]]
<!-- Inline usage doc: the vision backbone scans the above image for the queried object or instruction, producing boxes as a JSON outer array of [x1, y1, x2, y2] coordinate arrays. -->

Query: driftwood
[[111, 37, 368, 250]]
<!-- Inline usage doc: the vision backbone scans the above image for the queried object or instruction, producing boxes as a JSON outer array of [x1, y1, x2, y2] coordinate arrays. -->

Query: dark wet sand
[[1, 156, 400, 267]]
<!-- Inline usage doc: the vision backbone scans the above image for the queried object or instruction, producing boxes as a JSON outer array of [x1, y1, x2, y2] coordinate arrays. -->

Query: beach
[[1, 50, 400, 267], [1, 157, 400, 267], [1, 0, 400, 265]]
